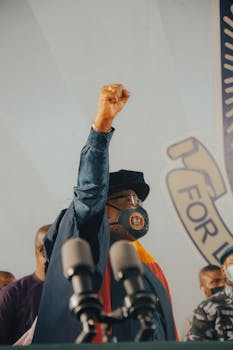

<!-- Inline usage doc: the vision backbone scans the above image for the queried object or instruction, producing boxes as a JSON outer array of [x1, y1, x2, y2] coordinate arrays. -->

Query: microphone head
[[109, 240, 143, 281], [62, 237, 94, 279]]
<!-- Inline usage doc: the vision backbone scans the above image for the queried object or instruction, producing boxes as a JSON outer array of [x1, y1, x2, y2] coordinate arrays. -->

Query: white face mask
[[225, 264, 233, 283]]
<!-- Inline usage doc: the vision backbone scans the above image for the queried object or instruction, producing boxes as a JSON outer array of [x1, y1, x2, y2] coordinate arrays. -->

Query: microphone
[[62, 238, 102, 343], [109, 240, 157, 341], [110, 240, 144, 295]]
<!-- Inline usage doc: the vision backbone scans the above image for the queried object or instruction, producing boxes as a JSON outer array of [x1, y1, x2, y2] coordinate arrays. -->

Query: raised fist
[[93, 84, 130, 132]]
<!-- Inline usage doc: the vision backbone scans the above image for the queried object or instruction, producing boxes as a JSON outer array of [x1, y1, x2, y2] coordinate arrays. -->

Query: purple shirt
[[0, 273, 43, 344]]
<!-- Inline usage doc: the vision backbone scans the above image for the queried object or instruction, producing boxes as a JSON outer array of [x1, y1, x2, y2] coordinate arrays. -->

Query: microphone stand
[[69, 292, 102, 343], [69, 292, 128, 343], [100, 306, 129, 343], [69, 289, 157, 343], [124, 291, 157, 342]]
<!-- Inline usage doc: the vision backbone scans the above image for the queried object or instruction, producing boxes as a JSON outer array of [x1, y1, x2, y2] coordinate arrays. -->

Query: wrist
[[92, 122, 112, 134], [92, 115, 114, 133]]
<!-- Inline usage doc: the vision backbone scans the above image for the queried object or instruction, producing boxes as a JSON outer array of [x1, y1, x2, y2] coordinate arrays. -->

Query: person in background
[[181, 264, 225, 340], [0, 224, 50, 345], [199, 264, 225, 298], [186, 247, 233, 341], [0, 271, 15, 290]]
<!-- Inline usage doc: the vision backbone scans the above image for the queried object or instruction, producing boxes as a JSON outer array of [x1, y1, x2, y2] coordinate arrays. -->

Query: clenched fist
[[93, 84, 130, 133]]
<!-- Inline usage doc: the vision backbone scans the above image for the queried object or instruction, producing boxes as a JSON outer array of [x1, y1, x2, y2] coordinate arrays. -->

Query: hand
[[93, 84, 130, 132]]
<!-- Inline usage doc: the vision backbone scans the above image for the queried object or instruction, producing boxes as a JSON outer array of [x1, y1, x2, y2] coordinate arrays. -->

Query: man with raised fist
[[33, 84, 176, 344]]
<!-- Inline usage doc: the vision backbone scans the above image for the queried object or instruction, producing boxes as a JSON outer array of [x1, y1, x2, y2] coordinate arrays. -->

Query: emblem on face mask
[[107, 202, 149, 239], [129, 212, 145, 230]]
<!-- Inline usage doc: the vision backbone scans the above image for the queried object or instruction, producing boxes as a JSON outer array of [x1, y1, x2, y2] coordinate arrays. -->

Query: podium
[[0, 342, 232, 350]]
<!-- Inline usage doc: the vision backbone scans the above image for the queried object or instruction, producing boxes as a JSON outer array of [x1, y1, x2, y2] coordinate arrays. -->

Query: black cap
[[219, 246, 233, 265], [108, 169, 150, 202]]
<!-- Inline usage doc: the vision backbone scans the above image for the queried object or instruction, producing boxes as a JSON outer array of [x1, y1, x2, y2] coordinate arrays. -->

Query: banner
[[165, 0, 233, 264]]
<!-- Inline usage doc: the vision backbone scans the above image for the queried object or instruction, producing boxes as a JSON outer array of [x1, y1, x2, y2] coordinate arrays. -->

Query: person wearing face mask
[[186, 247, 233, 341], [181, 264, 225, 340], [33, 85, 177, 344], [199, 265, 225, 298], [99, 169, 178, 342], [222, 247, 233, 283], [106, 170, 175, 296]]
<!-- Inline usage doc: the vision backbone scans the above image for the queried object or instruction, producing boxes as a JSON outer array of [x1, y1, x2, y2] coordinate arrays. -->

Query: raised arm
[[74, 84, 130, 225]]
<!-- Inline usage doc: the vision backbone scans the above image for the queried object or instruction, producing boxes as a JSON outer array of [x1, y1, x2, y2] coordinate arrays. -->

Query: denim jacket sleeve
[[73, 127, 114, 225]]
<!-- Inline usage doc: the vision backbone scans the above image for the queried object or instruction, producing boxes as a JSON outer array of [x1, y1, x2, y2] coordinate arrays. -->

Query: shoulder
[[194, 290, 225, 319], [0, 274, 36, 296], [200, 288, 225, 306], [15, 274, 38, 287], [0, 279, 19, 305], [0, 274, 43, 309]]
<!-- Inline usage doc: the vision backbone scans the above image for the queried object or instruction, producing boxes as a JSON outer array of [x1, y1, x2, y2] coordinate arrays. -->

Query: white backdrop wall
[[0, 0, 227, 337]]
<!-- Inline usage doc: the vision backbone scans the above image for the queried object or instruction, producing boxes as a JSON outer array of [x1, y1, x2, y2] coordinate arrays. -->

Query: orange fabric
[[131, 241, 170, 295], [131, 241, 156, 263]]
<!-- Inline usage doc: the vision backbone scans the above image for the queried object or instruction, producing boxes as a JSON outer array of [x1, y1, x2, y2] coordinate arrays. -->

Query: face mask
[[210, 286, 224, 295], [225, 264, 233, 283], [107, 203, 149, 239]]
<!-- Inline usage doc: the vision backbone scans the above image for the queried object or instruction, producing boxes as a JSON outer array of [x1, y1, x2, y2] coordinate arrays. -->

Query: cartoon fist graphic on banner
[[166, 137, 233, 264]]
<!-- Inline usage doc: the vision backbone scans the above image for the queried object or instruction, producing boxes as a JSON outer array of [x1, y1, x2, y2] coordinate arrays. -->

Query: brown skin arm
[[93, 84, 130, 132]]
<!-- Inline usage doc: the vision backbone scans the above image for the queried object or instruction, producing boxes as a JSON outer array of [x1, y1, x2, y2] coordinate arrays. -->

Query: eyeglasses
[[109, 193, 142, 207]]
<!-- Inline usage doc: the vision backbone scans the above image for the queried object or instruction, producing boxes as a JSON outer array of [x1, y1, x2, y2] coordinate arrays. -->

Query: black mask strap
[[106, 202, 121, 225], [106, 202, 121, 211]]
